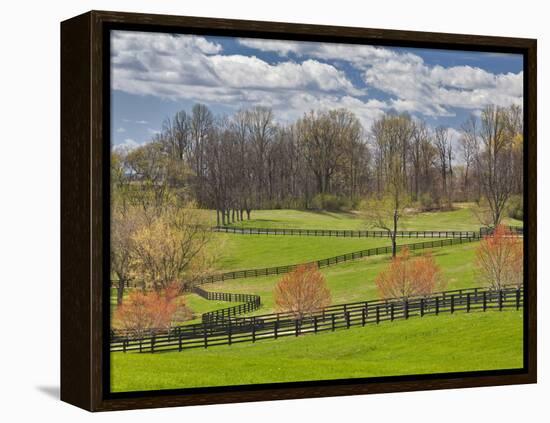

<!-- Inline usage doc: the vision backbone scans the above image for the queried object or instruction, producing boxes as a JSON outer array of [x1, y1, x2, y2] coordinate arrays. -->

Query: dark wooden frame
[[61, 10, 537, 412]]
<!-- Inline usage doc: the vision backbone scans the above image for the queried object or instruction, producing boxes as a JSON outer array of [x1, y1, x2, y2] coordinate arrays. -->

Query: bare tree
[[477, 105, 515, 226], [297, 109, 361, 195], [247, 106, 275, 206], [434, 126, 450, 206], [410, 120, 429, 201], [459, 115, 480, 200]]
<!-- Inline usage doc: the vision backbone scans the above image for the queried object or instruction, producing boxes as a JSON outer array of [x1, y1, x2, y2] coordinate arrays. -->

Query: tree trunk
[[117, 279, 125, 306], [392, 209, 398, 257], [246, 209, 251, 220]]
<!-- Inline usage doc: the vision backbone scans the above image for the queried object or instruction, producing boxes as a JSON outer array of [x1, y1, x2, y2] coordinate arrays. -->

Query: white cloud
[[239, 37, 523, 117], [115, 127, 126, 133], [112, 31, 523, 135], [111, 31, 362, 104], [114, 138, 140, 151], [363, 58, 523, 116]]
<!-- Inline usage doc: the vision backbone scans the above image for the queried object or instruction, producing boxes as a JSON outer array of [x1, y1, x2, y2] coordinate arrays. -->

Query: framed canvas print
[[60, 10, 537, 411]]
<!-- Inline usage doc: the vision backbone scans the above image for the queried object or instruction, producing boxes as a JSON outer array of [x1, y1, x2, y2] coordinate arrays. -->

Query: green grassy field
[[216, 204, 522, 231], [111, 204, 523, 393], [215, 233, 439, 271], [111, 309, 523, 392], [207, 242, 481, 315]]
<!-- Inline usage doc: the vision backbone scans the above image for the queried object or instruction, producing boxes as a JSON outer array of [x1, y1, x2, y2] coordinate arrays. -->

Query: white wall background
[[0, 0, 546, 420]]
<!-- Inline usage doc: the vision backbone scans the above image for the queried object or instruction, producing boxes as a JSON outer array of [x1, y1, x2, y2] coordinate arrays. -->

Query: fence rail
[[214, 226, 481, 238], [112, 226, 523, 290], [480, 225, 524, 236], [112, 237, 480, 289], [110, 285, 523, 353], [193, 286, 261, 323], [187, 236, 481, 288]]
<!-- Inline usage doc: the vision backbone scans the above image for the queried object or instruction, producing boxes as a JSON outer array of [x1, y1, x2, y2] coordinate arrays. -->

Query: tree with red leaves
[[112, 282, 182, 338], [274, 265, 331, 319], [375, 247, 445, 299], [476, 224, 523, 290]]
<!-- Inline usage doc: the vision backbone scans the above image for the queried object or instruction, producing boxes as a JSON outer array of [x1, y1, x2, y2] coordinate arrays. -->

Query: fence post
[[252, 322, 256, 342], [516, 288, 521, 310], [404, 300, 409, 319], [346, 311, 351, 329], [228, 322, 232, 346], [376, 306, 380, 324], [151, 335, 156, 353], [390, 303, 394, 321], [435, 297, 439, 315], [467, 293, 471, 313], [274, 320, 278, 339], [499, 290, 503, 311], [362, 308, 366, 326], [450, 295, 455, 314], [204, 329, 208, 349], [420, 299, 424, 317], [295, 319, 300, 337], [332, 313, 336, 331], [314, 316, 318, 333], [178, 333, 183, 352], [483, 291, 487, 312]]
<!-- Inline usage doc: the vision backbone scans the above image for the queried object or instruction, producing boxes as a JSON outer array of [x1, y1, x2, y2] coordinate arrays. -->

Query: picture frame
[[60, 10, 537, 411]]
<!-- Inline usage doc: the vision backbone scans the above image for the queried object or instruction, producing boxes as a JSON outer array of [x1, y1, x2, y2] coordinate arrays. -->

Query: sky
[[110, 30, 523, 150]]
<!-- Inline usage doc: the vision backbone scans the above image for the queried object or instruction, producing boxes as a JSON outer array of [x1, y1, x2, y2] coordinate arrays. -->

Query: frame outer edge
[[61, 10, 537, 412], [60, 11, 94, 411], [526, 39, 537, 383]]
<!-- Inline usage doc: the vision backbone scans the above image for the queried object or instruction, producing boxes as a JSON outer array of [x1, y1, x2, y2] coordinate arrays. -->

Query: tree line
[[114, 103, 523, 227]]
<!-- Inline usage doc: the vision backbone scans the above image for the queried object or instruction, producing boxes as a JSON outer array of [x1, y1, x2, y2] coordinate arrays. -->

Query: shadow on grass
[[307, 209, 358, 219]]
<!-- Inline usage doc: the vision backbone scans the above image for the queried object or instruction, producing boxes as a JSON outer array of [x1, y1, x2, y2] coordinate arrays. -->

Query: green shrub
[[507, 195, 523, 221], [311, 194, 350, 211], [418, 192, 441, 212]]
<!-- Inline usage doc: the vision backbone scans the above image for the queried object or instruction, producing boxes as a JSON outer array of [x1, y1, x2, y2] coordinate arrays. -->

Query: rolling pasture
[[110, 205, 524, 392], [111, 310, 523, 392]]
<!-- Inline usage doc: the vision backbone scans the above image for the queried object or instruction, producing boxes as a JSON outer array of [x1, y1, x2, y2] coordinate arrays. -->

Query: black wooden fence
[[480, 225, 524, 236], [214, 226, 480, 238], [110, 285, 523, 353], [112, 236, 480, 289], [186, 236, 481, 288], [192, 286, 261, 323], [111, 226, 523, 290]]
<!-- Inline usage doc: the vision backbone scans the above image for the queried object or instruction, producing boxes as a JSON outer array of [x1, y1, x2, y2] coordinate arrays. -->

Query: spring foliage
[[112, 283, 182, 337], [274, 265, 331, 319], [475, 225, 523, 290], [375, 247, 445, 299]]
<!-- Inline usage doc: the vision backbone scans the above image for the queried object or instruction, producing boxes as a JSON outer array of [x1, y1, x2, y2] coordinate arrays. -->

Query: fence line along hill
[[110, 285, 524, 354], [113, 235, 484, 290]]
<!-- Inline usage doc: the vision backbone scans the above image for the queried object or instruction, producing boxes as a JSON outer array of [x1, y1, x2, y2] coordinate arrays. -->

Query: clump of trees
[[475, 225, 523, 290], [274, 265, 332, 319], [111, 146, 216, 305], [463, 105, 524, 226], [112, 283, 186, 337], [374, 247, 445, 299]]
